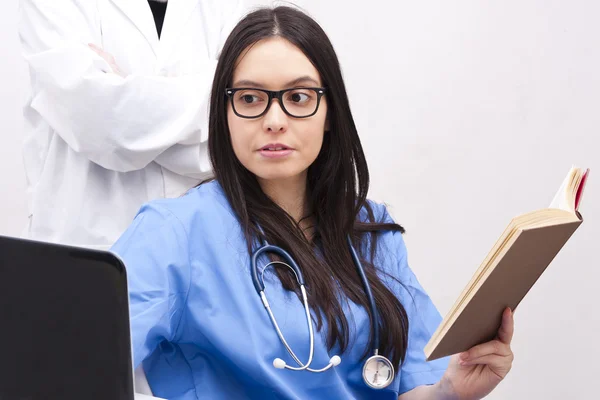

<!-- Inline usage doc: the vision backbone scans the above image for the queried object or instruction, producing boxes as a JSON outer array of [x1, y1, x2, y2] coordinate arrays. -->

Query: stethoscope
[[251, 234, 395, 390]]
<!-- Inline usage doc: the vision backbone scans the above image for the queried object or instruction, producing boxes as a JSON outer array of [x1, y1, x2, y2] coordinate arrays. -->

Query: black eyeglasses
[[225, 87, 327, 119]]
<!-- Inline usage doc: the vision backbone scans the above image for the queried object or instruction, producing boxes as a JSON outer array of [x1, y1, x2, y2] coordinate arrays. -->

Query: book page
[[549, 168, 574, 211], [549, 166, 589, 213]]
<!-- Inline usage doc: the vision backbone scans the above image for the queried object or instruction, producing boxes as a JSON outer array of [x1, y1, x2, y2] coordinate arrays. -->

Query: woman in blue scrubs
[[111, 6, 514, 400]]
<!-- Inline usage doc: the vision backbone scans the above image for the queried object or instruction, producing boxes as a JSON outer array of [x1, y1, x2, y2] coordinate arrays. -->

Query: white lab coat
[[18, 0, 244, 250]]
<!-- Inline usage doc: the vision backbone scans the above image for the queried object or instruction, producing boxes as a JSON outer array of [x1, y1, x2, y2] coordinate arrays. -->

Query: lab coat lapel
[[158, 0, 200, 58], [110, 0, 159, 55]]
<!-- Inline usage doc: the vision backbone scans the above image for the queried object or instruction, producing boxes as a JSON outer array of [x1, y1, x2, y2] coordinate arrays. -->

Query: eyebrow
[[232, 76, 321, 88]]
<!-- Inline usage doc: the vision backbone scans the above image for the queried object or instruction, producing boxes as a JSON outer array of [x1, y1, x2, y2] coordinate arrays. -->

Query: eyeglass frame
[[225, 87, 327, 119]]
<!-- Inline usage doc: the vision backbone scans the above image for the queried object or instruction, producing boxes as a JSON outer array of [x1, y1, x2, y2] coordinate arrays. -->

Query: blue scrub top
[[110, 181, 449, 400]]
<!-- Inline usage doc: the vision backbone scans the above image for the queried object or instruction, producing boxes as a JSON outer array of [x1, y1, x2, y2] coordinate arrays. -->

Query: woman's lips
[[258, 148, 294, 158], [258, 143, 294, 158]]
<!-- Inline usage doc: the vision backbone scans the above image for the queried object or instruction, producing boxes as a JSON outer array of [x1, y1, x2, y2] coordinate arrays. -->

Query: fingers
[[459, 308, 514, 362], [455, 309, 515, 379], [88, 43, 106, 58], [87, 44, 124, 77], [87, 43, 115, 61], [460, 353, 513, 366], [460, 339, 511, 363], [458, 353, 513, 378], [497, 307, 514, 345]]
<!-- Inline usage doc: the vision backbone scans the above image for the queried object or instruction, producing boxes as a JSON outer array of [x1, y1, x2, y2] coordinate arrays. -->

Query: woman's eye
[[241, 94, 260, 104], [288, 91, 311, 103]]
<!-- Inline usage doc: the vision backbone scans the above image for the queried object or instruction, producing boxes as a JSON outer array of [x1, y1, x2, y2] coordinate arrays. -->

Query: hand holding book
[[425, 166, 589, 361], [425, 307, 515, 400]]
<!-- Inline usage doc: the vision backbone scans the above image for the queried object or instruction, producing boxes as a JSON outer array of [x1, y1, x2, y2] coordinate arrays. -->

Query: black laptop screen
[[0, 237, 134, 400]]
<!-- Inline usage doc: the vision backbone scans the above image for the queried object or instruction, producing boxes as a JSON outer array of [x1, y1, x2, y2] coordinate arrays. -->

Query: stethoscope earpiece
[[330, 355, 341, 366]]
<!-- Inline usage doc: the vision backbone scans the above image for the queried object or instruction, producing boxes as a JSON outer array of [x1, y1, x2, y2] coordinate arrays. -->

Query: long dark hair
[[207, 6, 409, 368]]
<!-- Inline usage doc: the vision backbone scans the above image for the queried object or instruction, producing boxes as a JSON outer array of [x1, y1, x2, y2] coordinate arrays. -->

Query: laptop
[[0, 235, 135, 400]]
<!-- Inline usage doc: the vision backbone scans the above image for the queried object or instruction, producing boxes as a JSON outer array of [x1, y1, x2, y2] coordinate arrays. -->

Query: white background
[[2, 1, 598, 398]]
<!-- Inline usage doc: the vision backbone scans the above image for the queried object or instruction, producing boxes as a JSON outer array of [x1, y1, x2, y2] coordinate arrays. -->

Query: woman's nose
[[263, 99, 288, 133]]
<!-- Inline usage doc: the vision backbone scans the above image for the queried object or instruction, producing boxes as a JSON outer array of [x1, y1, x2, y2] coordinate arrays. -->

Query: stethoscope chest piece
[[362, 354, 395, 389]]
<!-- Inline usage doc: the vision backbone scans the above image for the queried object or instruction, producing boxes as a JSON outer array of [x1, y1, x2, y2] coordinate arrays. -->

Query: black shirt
[[148, 1, 168, 38]]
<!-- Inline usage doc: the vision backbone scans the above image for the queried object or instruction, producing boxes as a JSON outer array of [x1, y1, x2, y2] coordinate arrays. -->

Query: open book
[[424, 166, 590, 361]]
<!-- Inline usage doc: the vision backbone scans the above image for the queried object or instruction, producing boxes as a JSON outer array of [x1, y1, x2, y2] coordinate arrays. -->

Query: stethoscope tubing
[[251, 235, 380, 353]]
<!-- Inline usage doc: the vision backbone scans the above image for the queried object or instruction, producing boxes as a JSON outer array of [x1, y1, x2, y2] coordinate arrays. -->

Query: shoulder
[[145, 180, 235, 224], [359, 199, 395, 224], [111, 181, 239, 252], [359, 199, 404, 244], [358, 199, 409, 275]]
